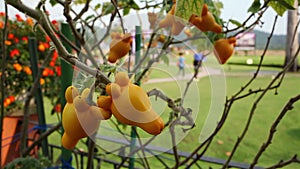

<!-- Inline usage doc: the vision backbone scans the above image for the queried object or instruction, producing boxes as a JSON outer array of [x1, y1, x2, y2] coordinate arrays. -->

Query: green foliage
[[175, 0, 204, 20], [0, 13, 61, 115], [229, 19, 242, 27], [268, 0, 295, 16], [248, 0, 261, 13], [4, 157, 52, 169], [102, 2, 115, 16]]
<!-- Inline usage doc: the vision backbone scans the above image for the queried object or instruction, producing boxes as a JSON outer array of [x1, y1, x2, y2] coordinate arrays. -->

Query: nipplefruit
[[213, 37, 236, 64], [108, 33, 132, 63], [97, 72, 164, 135], [189, 4, 222, 33], [62, 86, 111, 150]]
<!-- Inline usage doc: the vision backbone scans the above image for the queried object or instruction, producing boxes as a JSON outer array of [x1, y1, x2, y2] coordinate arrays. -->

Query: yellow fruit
[[98, 72, 165, 135], [65, 86, 79, 103], [214, 37, 236, 64], [148, 12, 157, 29], [62, 86, 111, 150], [189, 4, 222, 33], [108, 33, 132, 63]]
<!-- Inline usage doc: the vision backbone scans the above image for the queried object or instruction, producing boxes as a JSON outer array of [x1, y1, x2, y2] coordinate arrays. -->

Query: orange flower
[[54, 104, 61, 112], [40, 78, 45, 85], [42, 68, 49, 76], [26, 17, 34, 26], [45, 36, 51, 42], [23, 66, 32, 75], [8, 33, 14, 39], [49, 61, 55, 67], [10, 49, 20, 58], [38, 43, 46, 52], [0, 72, 2, 76], [4, 98, 11, 107], [8, 96, 15, 102], [14, 38, 19, 43], [15, 14, 23, 22], [5, 40, 12, 45], [0, 21, 3, 29], [13, 63, 22, 72], [22, 37, 28, 44], [55, 66, 61, 76], [0, 12, 5, 17]]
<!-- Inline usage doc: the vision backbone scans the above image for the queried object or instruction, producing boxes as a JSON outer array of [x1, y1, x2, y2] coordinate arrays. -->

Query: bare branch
[[22, 122, 62, 156], [265, 155, 300, 169], [250, 94, 300, 168]]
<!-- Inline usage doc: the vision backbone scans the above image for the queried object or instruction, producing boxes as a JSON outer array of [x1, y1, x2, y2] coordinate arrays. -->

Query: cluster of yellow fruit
[[61, 72, 164, 150], [147, 3, 236, 64]]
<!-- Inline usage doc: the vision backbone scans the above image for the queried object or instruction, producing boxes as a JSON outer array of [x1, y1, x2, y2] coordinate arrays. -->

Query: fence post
[[128, 25, 142, 169], [60, 23, 75, 167], [28, 37, 49, 157]]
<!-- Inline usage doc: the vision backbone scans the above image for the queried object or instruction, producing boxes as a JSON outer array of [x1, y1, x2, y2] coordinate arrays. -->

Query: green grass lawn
[[145, 52, 294, 80], [141, 74, 300, 168], [41, 54, 300, 168]]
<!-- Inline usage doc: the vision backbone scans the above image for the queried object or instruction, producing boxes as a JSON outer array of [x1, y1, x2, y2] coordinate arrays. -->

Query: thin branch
[[250, 94, 300, 168], [222, 17, 300, 169], [265, 155, 300, 169], [116, 136, 157, 169], [224, 0, 271, 35], [135, 35, 173, 83], [170, 122, 180, 168], [170, 15, 281, 167], [74, 0, 91, 21], [232, 15, 278, 99], [22, 122, 62, 156], [111, 0, 125, 34], [62, 0, 98, 67]]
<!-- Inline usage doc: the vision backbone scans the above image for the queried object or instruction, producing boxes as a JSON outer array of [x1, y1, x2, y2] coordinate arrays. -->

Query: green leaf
[[276, 0, 295, 9], [85, 14, 95, 22], [248, 0, 261, 13], [129, 0, 140, 9], [175, 0, 204, 21], [229, 19, 242, 27], [161, 54, 170, 65], [49, 0, 58, 6], [268, 0, 295, 16], [95, 3, 101, 11], [102, 2, 115, 15], [123, 7, 131, 16]]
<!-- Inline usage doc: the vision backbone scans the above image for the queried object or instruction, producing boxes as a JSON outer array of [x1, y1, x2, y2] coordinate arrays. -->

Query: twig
[[250, 94, 300, 168], [116, 136, 157, 169], [74, 0, 91, 21], [111, 0, 125, 34], [265, 155, 300, 169], [0, 3, 8, 165], [170, 122, 180, 168], [63, 0, 98, 67], [135, 35, 173, 83], [222, 16, 300, 169], [86, 133, 96, 169], [22, 122, 62, 156], [224, 0, 271, 35]]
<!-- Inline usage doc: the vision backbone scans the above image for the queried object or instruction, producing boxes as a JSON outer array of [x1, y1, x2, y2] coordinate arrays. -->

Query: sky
[[0, 0, 290, 35], [220, 0, 288, 35]]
